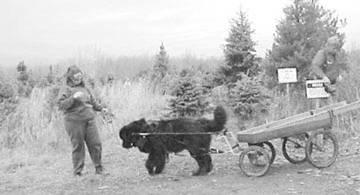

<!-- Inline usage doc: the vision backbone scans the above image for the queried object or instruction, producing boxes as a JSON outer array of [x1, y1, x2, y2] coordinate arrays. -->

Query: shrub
[[228, 73, 271, 122], [166, 68, 211, 117], [0, 76, 19, 128]]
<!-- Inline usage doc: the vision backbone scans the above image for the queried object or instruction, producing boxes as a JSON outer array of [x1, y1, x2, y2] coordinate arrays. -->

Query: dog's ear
[[139, 118, 146, 124], [135, 118, 151, 133], [136, 118, 148, 128]]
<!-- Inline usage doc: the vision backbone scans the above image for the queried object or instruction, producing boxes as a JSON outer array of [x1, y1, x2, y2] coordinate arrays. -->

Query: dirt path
[[1, 139, 359, 195]]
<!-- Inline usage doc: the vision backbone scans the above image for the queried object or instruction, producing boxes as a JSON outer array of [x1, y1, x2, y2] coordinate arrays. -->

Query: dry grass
[[0, 79, 172, 171], [1, 50, 360, 183]]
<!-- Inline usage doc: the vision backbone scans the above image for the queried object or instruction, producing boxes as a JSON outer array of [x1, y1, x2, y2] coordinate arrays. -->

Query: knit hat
[[66, 65, 82, 78], [66, 65, 84, 86], [326, 36, 340, 48]]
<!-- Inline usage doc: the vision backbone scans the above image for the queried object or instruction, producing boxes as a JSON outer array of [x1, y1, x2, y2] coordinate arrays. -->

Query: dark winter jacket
[[310, 49, 341, 84], [57, 65, 103, 121]]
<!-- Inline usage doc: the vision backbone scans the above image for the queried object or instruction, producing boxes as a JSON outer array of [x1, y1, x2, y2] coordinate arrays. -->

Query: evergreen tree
[[47, 65, 54, 85], [168, 69, 210, 117], [17, 61, 29, 84], [16, 61, 35, 97], [220, 8, 270, 124], [222, 8, 260, 84], [263, 0, 347, 88], [152, 43, 169, 81], [0, 73, 18, 127]]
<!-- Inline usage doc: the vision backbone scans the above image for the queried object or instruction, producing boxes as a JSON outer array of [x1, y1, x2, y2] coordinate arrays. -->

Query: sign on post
[[306, 80, 330, 99], [278, 68, 297, 117], [278, 68, 297, 83]]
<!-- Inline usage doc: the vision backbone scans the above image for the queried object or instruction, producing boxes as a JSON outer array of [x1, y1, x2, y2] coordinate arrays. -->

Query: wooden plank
[[236, 100, 360, 143], [244, 101, 346, 133], [332, 100, 360, 115], [237, 111, 332, 143]]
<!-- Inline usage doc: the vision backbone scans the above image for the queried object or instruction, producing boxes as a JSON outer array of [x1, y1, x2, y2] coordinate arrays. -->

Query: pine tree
[[16, 61, 35, 97], [47, 65, 54, 85], [264, 0, 347, 88], [222, 8, 260, 84], [221, 8, 270, 123], [17, 61, 29, 83], [152, 43, 169, 81]]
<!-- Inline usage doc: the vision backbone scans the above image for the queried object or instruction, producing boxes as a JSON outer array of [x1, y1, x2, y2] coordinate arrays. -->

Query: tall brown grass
[[1, 49, 360, 165], [0, 79, 171, 156]]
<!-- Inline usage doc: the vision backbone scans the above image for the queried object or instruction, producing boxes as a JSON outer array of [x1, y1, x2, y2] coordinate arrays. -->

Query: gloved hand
[[322, 76, 331, 84], [324, 83, 337, 95], [101, 107, 109, 114], [73, 92, 87, 102], [73, 92, 83, 98]]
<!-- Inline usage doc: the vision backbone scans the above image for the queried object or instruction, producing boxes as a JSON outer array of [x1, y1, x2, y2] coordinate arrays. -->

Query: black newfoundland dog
[[119, 106, 227, 176]]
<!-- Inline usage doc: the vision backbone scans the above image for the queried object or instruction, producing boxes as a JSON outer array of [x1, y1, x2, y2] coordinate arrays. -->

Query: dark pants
[[65, 118, 102, 175]]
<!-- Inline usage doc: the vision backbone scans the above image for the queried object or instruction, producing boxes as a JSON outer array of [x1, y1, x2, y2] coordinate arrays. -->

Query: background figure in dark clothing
[[310, 35, 344, 106], [310, 35, 342, 93], [57, 65, 107, 176]]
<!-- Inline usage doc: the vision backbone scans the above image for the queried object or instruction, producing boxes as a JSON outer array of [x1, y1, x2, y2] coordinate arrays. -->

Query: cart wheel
[[282, 133, 309, 164], [249, 141, 276, 164], [263, 141, 276, 164], [305, 131, 338, 168], [239, 146, 271, 177]]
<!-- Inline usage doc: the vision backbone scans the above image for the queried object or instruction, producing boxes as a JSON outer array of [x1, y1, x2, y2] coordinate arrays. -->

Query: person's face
[[326, 43, 340, 55], [72, 72, 83, 85], [326, 38, 341, 54]]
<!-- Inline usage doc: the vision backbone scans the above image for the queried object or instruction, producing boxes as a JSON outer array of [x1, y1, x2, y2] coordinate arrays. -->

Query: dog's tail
[[207, 105, 227, 132]]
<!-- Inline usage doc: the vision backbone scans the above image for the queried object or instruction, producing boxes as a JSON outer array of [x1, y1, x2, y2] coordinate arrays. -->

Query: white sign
[[278, 68, 297, 83], [306, 80, 330, 99]]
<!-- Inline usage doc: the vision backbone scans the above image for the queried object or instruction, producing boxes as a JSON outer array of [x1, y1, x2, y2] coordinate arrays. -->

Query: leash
[[132, 128, 227, 136], [133, 132, 217, 136]]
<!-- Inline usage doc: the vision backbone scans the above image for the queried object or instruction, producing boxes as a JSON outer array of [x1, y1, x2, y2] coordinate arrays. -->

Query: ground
[[0, 136, 359, 195]]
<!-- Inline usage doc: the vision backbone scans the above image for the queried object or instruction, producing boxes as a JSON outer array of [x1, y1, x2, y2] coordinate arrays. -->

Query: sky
[[1, 0, 359, 66]]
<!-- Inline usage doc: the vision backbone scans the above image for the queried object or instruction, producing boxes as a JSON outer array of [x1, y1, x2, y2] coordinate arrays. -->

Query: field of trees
[[0, 0, 359, 194]]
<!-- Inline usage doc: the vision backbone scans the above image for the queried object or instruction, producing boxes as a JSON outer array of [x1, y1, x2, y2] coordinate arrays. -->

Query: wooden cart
[[236, 100, 360, 177]]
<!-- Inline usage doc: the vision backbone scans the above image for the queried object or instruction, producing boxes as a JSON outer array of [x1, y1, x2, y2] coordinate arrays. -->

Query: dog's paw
[[191, 169, 208, 176], [206, 164, 213, 173], [147, 169, 155, 176]]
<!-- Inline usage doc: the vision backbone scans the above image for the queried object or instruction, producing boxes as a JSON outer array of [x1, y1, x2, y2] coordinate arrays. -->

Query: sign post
[[305, 80, 330, 99], [305, 79, 330, 109], [278, 68, 297, 84], [278, 68, 297, 116]]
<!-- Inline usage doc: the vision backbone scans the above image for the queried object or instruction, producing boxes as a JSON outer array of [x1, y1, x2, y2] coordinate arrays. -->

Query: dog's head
[[119, 118, 149, 149]]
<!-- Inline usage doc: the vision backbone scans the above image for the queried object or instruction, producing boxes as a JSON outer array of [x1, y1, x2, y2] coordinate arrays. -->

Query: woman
[[57, 65, 107, 176]]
